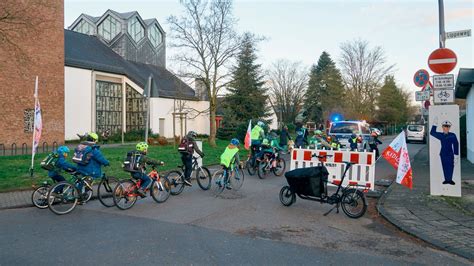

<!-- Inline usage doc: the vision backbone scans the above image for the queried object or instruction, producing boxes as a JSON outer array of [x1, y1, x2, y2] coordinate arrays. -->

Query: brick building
[[0, 1, 64, 149]]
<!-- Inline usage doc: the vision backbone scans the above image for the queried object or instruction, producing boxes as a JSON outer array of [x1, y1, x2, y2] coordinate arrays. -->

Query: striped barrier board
[[290, 148, 376, 191]]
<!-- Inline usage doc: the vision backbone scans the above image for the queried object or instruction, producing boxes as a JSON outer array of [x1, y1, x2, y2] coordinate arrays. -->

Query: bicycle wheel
[[97, 176, 118, 207], [341, 188, 367, 219], [32, 185, 50, 209], [230, 168, 244, 191], [47, 182, 79, 215], [272, 158, 286, 176], [196, 166, 212, 191], [279, 186, 295, 206], [211, 169, 226, 196], [113, 180, 138, 210], [168, 170, 185, 195], [151, 176, 171, 203], [257, 161, 269, 179], [246, 160, 256, 176]]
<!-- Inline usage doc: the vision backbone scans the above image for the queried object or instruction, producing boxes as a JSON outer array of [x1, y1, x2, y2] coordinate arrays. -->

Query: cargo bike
[[279, 154, 368, 218]]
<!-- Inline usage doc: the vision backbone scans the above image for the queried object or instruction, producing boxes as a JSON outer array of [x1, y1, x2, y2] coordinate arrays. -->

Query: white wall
[[65, 67, 92, 140], [467, 85, 474, 163], [149, 98, 210, 138]]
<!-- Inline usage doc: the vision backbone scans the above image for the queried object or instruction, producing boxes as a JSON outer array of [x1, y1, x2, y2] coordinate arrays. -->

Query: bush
[[217, 127, 235, 140], [286, 123, 296, 133]]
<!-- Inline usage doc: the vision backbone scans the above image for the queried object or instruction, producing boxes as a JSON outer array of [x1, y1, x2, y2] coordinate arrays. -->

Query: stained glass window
[[96, 81, 122, 134], [98, 15, 120, 42], [128, 17, 145, 43], [126, 84, 147, 131]]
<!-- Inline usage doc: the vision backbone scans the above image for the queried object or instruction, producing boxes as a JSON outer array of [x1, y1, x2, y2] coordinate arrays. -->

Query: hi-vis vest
[[220, 146, 239, 168], [251, 125, 263, 140]]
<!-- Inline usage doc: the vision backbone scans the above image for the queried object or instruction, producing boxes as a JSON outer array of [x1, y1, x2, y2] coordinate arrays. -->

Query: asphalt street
[[0, 137, 470, 265]]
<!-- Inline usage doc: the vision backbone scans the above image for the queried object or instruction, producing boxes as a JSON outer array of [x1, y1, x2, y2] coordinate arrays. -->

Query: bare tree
[[167, 0, 242, 146], [267, 59, 308, 124], [339, 39, 394, 120]]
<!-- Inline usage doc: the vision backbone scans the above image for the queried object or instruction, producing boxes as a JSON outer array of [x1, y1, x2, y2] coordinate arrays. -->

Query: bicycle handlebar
[[312, 154, 333, 159]]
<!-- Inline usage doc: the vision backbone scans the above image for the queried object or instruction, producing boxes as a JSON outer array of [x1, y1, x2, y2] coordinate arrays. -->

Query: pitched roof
[[64, 29, 196, 100]]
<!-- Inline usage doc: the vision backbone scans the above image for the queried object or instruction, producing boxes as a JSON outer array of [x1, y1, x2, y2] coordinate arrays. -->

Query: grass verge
[[0, 139, 248, 192]]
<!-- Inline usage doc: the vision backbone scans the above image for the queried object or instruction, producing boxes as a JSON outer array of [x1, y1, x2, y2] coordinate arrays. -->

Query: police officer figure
[[430, 119, 459, 185]]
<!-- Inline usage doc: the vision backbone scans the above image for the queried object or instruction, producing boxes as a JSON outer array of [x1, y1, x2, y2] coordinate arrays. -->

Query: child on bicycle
[[132, 142, 165, 197], [219, 138, 241, 189], [48, 146, 77, 190]]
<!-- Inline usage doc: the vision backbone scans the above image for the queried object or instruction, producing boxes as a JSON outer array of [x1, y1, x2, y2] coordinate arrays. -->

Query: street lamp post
[[438, 0, 446, 48]]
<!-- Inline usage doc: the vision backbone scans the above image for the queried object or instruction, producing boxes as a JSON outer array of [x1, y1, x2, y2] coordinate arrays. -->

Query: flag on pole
[[30, 76, 42, 176], [382, 131, 413, 189], [244, 120, 252, 150]]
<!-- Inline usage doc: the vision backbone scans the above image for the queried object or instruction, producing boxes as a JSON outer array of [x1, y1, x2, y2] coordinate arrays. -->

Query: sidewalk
[[0, 164, 223, 210], [378, 146, 474, 260]]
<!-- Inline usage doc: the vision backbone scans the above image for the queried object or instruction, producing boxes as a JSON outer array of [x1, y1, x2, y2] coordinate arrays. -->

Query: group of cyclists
[[42, 120, 382, 206]]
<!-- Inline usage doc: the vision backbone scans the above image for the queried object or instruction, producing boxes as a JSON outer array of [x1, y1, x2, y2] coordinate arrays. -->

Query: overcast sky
[[65, 0, 473, 101]]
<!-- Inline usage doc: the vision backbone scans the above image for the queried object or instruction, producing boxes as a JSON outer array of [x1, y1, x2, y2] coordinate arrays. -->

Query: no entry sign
[[428, 48, 457, 74], [413, 69, 430, 87]]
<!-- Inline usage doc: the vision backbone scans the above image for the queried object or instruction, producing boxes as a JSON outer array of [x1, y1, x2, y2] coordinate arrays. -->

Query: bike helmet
[[187, 131, 198, 139], [136, 142, 149, 152], [257, 121, 265, 127], [314, 130, 322, 136], [351, 133, 356, 139], [262, 138, 270, 145], [57, 146, 70, 154], [296, 130, 303, 136], [231, 138, 240, 146], [87, 132, 99, 142]]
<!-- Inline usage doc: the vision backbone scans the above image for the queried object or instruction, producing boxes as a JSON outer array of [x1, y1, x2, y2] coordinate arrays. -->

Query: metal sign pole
[[438, 0, 446, 48], [144, 75, 152, 142]]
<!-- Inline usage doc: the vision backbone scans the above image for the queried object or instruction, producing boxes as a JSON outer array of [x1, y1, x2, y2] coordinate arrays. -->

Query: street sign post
[[415, 91, 430, 101], [446, 29, 471, 39], [434, 89, 454, 104], [428, 48, 457, 74], [433, 74, 454, 89], [413, 69, 430, 87]]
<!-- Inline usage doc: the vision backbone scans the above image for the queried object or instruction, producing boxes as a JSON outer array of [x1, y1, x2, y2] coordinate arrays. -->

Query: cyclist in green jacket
[[220, 138, 241, 189], [250, 121, 265, 166]]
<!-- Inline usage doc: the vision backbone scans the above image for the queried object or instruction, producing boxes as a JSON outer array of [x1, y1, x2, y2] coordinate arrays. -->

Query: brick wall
[[0, 0, 64, 149]]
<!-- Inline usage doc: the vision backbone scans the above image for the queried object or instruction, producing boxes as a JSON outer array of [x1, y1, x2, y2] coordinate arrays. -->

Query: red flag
[[244, 120, 252, 150], [382, 132, 412, 189]]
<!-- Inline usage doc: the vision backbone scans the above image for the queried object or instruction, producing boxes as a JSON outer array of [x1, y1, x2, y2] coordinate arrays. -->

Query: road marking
[[428, 58, 456, 64]]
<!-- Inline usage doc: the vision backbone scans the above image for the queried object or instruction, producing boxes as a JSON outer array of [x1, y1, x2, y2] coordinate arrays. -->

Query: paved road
[[0, 139, 470, 265]]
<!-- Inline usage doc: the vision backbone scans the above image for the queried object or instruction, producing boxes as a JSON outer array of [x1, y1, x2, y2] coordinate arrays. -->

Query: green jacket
[[220, 145, 239, 168], [251, 125, 264, 141]]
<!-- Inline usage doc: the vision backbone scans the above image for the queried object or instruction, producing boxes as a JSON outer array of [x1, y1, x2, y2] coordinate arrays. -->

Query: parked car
[[406, 124, 426, 144], [328, 121, 371, 149]]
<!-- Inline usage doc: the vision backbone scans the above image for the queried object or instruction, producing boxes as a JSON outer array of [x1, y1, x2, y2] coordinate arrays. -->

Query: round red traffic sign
[[413, 69, 429, 87], [428, 48, 457, 74]]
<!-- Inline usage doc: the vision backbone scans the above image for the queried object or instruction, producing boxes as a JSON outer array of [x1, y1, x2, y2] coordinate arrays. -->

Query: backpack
[[40, 152, 59, 171], [72, 143, 93, 165], [178, 138, 194, 154], [122, 150, 143, 173]]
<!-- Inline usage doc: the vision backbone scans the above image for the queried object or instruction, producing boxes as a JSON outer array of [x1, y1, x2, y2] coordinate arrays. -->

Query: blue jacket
[[76, 143, 109, 178], [48, 153, 77, 178], [430, 125, 459, 157]]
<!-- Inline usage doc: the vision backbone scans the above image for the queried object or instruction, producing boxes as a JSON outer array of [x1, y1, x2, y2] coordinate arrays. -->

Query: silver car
[[406, 124, 426, 144]]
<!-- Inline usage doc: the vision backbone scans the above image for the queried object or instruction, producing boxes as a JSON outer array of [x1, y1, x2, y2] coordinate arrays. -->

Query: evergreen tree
[[304, 51, 344, 124], [377, 75, 411, 123], [222, 33, 270, 127]]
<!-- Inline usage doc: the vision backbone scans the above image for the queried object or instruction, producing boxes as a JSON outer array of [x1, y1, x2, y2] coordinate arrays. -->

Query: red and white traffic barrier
[[290, 148, 376, 191]]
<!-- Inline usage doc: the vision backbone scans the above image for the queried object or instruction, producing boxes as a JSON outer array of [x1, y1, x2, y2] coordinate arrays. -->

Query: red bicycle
[[113, 166, 171, 210]]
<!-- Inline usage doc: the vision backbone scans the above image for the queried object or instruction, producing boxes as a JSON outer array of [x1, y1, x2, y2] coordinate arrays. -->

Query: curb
[[377, 183, 473, 260]]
